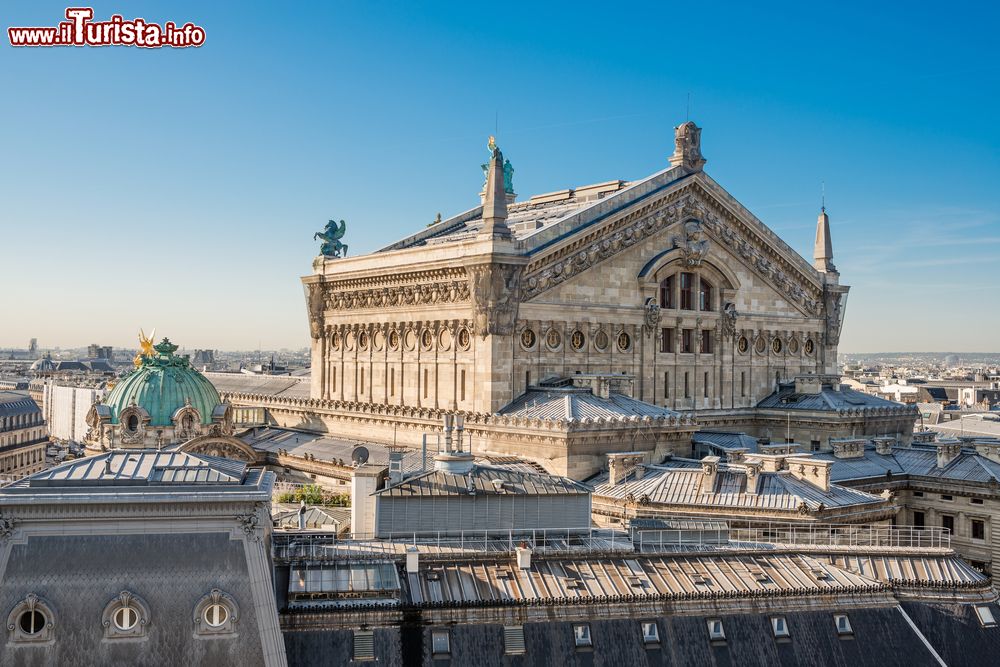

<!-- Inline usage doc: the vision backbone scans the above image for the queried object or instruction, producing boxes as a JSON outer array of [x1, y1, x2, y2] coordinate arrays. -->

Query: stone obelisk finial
[[813, 203, 837, 274], [479, 138, 512, 240]]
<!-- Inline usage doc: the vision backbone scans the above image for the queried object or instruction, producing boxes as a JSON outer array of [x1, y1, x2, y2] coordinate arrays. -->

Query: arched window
[[659, 275, 675, 309], [193, 589, 239, 637], [679, 272, 694, 310], [699, 278, 713, 311], [126, 415, 139, 431]]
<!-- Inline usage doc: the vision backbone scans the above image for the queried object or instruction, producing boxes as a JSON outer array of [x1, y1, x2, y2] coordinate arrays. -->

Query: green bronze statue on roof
[[314, 219, 348, 258], [480, 136, 514, 195]]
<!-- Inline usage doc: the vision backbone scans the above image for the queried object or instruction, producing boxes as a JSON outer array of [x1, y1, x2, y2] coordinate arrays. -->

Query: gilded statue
[[133, 328, 155, 368]]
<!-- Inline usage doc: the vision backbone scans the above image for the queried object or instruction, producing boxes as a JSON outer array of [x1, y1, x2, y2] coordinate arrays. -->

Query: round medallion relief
[[617, 332, 631, 352], [788, 337, 799, 354], [358, 331, 370, 350], [804, 339, 815, 356], [457, 328, 471, 350], [421, 329, 434, 349], [594, 330, 609, 351], [439, 329, 452, 350], [754, 336, 766, 354], [388, 330, 400, 350], [571, 330, 585, 351], [546, 329, 561, 350], [520, 329, 536, 350], [771, 338, 783, 354], [373, 330, 385, 351], [737, 336, 749, 354], [403, 329, 416, 351], [330, 331, 342, 350], [345, 331, 356, 350]]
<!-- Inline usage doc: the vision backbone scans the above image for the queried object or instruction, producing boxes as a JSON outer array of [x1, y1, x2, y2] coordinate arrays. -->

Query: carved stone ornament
[[237, 512, 262, 542], [643, 298, 662, 333], [0, 515, 15, 540], [307, 282, 325, 340], [670, 121, 706, 170], [673, 219, 710, 266], [318, 278, 470, 313], [468, 263, 523, 338], [720, 302, 738, 338], [825, 290, 845, 346]]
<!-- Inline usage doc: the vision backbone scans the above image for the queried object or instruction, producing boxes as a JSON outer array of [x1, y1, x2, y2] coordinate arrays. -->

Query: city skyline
[[2, 1, 998, 352]]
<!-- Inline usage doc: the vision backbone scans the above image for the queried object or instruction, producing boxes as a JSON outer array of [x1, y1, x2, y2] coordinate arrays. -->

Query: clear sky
[[2, 1, 998, 353]]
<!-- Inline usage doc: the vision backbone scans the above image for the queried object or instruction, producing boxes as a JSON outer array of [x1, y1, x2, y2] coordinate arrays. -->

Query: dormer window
[[771, 616, 790, 639], [7, 594, 55, 644], [975, 605, 997, 628], [102, 591, 150, 639], [641, 621, 660, 644], [127, 415, 139, 432], [573, 623, 592, 647], [193, 589, 239, 637], [707, 618, 725, 641], [834, 614, 853, 636]]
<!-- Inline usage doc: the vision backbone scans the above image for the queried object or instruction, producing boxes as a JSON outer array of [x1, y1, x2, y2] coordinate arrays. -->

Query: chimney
[[479, 140, 512, 240], [831, 438, 866, 459], [787, 457, 832, 492], [608, 455, 625, 486], [936, 440, 963, 469], [515, 543, 532, 569], [406, 547, 420, 574], [700, 456, 720, 495], [727, 448, 747, 464], [975, 442, 1000, 464], [813, 204, 837, 275], [388, 449, 404, 485], [743, 461, 762, 495], [873, 437, 895, 456], [350, 464, 382, 538]]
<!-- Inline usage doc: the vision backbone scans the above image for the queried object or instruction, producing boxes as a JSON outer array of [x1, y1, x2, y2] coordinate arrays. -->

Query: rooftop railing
[[271, 521, 950, 562]]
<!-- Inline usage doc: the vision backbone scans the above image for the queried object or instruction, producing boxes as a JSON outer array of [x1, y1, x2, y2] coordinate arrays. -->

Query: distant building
[[0, 391, 48, 482], [42, 382, 105, 443], [86, 344, 113, 360]]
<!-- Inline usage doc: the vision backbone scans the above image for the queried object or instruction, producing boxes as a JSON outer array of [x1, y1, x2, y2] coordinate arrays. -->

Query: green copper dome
[[103, 339, 221, 426]]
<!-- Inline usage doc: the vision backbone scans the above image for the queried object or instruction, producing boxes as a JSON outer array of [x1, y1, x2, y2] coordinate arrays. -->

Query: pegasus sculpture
[[314, 219, 348, 258], [133, 328, 155, 368]]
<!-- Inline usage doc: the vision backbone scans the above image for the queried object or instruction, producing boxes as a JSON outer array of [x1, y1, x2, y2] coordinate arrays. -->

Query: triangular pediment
[[520, 174, 826, 317]]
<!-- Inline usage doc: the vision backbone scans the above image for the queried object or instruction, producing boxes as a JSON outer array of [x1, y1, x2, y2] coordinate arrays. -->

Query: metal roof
[[241, 427, 426, 473], [592, 462, 888, 512], [375, 464, 589, 498], [499, 388, 678, 421], [692, 430, 760, 452], [757, 382, 914, 413], [206, 372, 310, 399], [9, 450, 248, 487]]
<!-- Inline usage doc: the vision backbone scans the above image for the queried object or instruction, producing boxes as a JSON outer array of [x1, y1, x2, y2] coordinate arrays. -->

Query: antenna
[[686, 92, 691, 121], [350, 445, 369, 466], [821, 181, 826, 212], [495, 110, 498, 138]]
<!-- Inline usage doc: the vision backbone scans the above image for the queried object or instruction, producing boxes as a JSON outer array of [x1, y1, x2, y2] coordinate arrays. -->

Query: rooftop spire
[[479, 137, 511, 239], [813, 200, 837, 274]]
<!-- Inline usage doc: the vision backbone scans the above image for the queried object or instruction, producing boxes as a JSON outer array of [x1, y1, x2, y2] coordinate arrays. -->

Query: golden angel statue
[[133, 328, 156, 368]]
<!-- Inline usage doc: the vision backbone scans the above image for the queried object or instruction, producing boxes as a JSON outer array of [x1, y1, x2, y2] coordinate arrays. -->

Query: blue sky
[[2, 1, 998, 352]]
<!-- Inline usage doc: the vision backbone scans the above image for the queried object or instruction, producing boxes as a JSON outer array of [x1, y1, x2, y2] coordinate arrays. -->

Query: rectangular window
[[976, 605, 997, 628], [503, 626, 525, 655], [681, 329, 693, 353], [699, 279, 713, 311], [660, 328, 675, 353], [573, 624, 592, 647], [913, 511, 925, 528], [942, 515, 954, 534], [423, 369, 428, 398], [390, 368, 395, 396], [684, 372, 690, 398], [913, 491, 924, 497], [641, 621, 659, 644], [331, 367, 337, 393], [741, 372, 746, 397], [971, 498, 984, 505], [663, 372, 670, 399], [431, 630, 450, 655], [771, 616, 790, 639], [706, 619, 725, 641], [972, 519, 985, 540], [811, 440, 821, 452], [525, 370, 531, 388], [660, 275, 675, 309], [703, 372, 709, 398], [700, 329, 713, 354], [834, 614, 853, 636], [360, 368, 365, 395], [460, 370, 466, 402], [941, 494, 953, 501], [353, 630, 374, 661], [680, 273, 693, 310]]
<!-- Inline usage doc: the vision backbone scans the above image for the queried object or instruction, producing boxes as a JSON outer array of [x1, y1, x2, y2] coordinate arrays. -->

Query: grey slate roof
[[757, 381, 914, 413], [375, 464, 589, 498], [591, 462, 887, 512], [499, 388, 678, 421], [241, 427, 426, 473], [693, 430, 761, 453], [0, 390, 40, 418], [816, 444, 1000, 485]]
